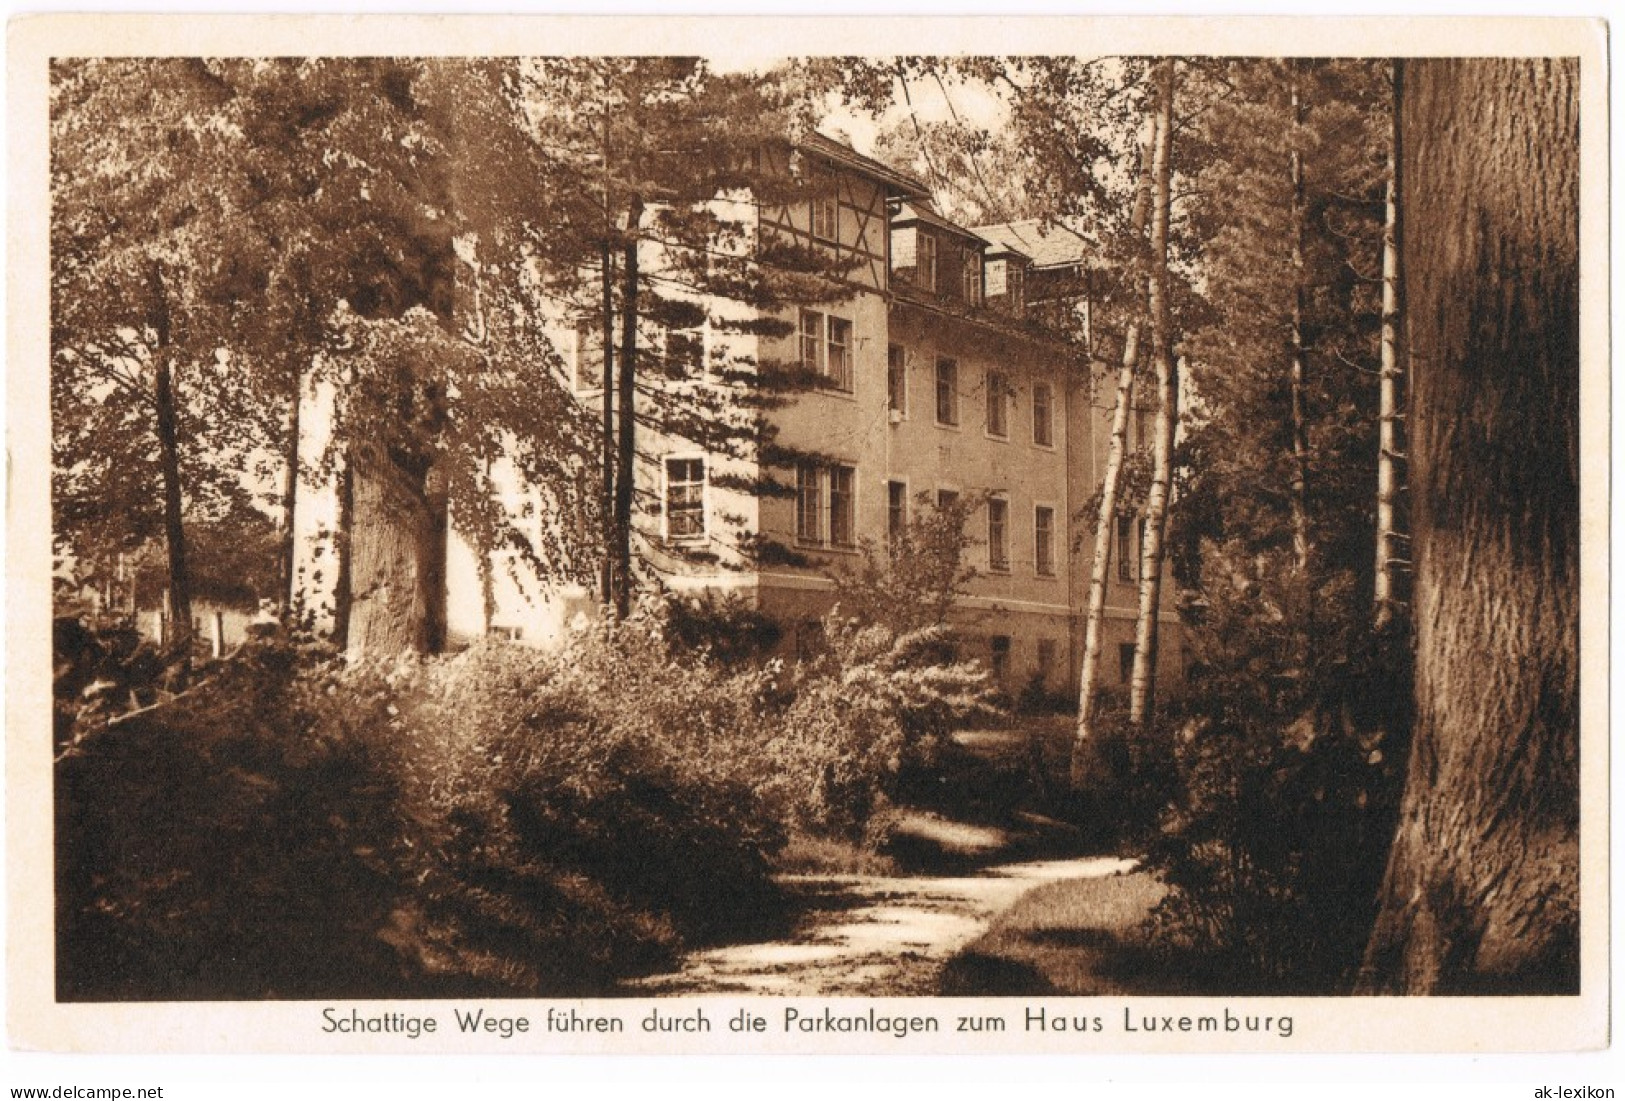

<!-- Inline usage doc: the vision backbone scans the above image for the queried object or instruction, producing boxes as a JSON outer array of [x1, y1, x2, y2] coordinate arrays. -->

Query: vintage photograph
[[35, 37, 1588, 1023]]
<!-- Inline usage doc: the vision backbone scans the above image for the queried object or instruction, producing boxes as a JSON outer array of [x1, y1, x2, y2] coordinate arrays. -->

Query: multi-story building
[[442, 133, 1181, 697]]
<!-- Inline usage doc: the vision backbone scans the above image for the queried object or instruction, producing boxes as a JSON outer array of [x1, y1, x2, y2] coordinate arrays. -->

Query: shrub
[[657, 589, 782, 668], [55, 636, 415, 1000], [55, 583, 1002, 999], [1135, 559, 1411, 994]]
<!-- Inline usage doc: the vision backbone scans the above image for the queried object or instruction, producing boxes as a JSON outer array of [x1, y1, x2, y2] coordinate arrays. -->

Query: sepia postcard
[[7, 13, 1609, 1057]]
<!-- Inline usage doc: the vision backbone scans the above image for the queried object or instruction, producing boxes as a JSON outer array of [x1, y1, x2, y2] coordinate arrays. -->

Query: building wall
[[433, 153, 1183, 701]]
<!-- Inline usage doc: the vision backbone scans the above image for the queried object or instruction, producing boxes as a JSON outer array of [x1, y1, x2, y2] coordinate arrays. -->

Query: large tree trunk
[[613, 199, 643, 620], [1359, 57, 1579, 995], [1127, 58, 1177, 730], [345, 441, 448, 655], [1373, 60, 1407, 632], [1070, 116, 1158, 788]]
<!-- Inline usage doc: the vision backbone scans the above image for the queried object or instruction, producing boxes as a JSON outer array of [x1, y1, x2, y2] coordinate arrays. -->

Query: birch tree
[[1070, 118, 1155, 785], [1373, 61, 1408, 632], [1126, 58, 1179, 730]]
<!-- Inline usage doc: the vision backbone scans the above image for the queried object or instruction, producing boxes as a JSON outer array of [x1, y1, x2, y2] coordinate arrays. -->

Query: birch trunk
[[1374, 60, 1406, 632], [1289, 65, 1312, 573], [1359, 57, 1579, 995], [600, 239, 617, 607], [1127, 58, 1177, 730], [1069, 116, 1158, 789]]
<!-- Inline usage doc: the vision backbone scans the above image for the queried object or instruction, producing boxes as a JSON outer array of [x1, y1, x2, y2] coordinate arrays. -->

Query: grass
[[939, 869, 1202, 996], [774, 832, 900, 876]]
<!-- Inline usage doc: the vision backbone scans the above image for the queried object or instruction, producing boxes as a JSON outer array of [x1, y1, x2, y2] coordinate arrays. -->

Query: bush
[[55, 636, 415, 1000], [656, 589, 782, 668], [1134, 562, 1411, 994]]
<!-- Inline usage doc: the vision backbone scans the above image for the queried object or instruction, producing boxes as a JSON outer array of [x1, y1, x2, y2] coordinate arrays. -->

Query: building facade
[[443, 134, 1181, 697]]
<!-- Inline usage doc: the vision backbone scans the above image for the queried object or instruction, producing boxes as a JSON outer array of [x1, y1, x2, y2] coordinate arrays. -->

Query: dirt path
[[625, 854, 1135, 997]]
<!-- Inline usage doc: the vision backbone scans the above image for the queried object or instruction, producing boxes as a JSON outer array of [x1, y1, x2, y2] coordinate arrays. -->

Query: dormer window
[[916, 232, 938, 292]]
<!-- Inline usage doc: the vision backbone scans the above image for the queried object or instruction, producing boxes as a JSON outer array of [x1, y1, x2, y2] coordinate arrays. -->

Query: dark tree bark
[[148, 265, 192, 652], [1359, 57, 1580, 995], [277, 370, 302, 617], [613, 198, 643, 620], [152, 353, 192, 652], [331, 452, 354, 646]]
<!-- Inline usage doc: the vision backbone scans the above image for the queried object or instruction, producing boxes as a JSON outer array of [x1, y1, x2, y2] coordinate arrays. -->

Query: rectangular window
[[887, 343, 907, 415], [1117, 515, 1136, 582], [1035, 506, 1056, 577], [826, 316, 853, 392], [1033, 382, 1054, 447], [828, 464, 856, 548], [887, 481, 908, 545], [1135, 406, 1153, 451], [918, 232, 938, 292], [1008, 263, 1025, 315], [1119, 642, 1136, 685], [799, 308, 853, 393], [986, 369, 1008, 438], [937, 488, 960, 511], [573, 316, 603, 391], [800, 309, 823, 373], [664, 457, 706, 540], [796, 463, 823, 545], [988, 497, 1010, 572], [935, 357, 959, 426], [962, 248, 983, 306], [990, 635, 1012, 683], [812, 192, 838, 242]]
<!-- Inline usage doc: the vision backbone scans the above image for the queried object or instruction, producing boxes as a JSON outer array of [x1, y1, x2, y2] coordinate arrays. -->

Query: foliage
[[827, 492, 981, 637], [54, 587, 999, 997], [55, 635, 418, 1000], [1137, 557, 1411, 993], [656, 589, 782, 668]]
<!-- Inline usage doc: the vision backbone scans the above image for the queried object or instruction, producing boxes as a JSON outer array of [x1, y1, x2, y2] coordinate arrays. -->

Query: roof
[[799, 131, 933, 200], [974, 220, 1091, 270], [893, 200, 989, 246], [889, 281, 1072, 352]]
